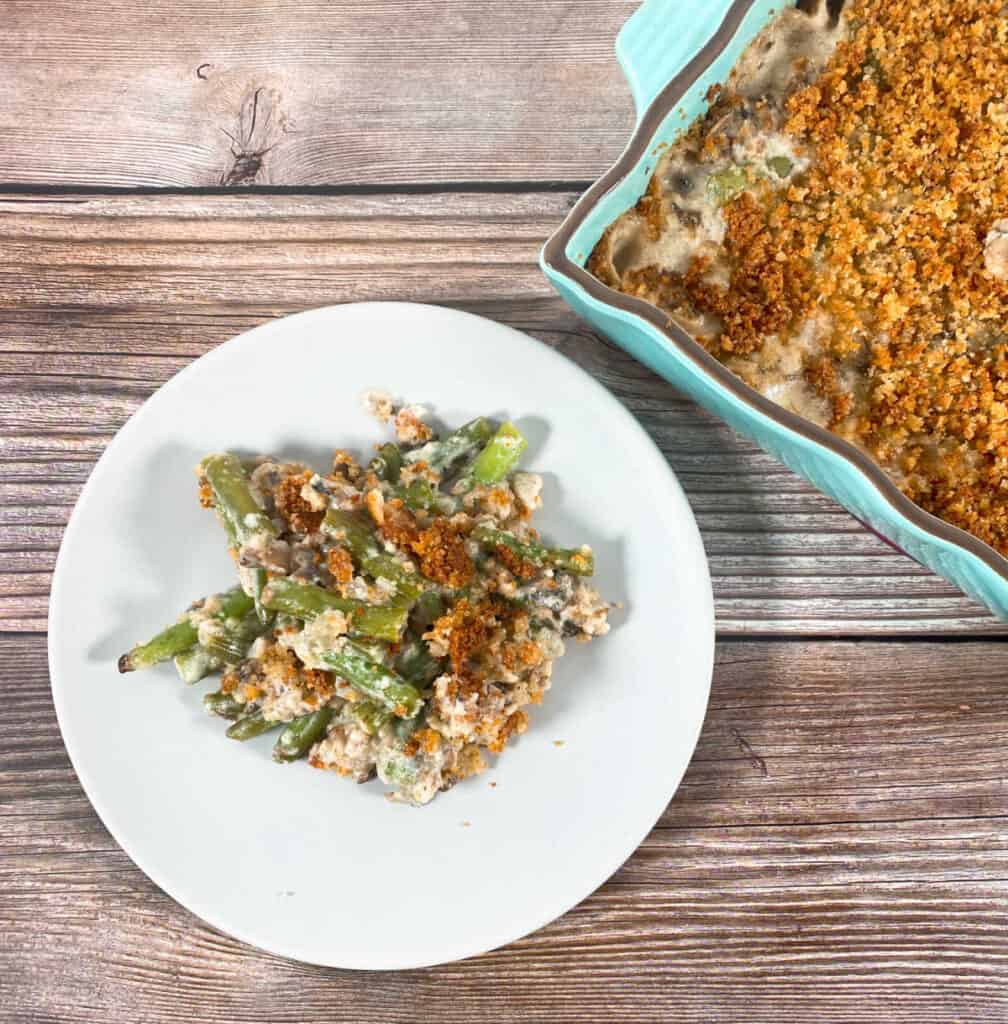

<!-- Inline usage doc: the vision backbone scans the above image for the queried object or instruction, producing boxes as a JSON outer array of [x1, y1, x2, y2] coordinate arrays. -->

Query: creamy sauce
[[592, 5, 849, 427]]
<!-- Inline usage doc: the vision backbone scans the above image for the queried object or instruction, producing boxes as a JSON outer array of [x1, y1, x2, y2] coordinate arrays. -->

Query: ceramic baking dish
[[541, 0, 1008, 619]]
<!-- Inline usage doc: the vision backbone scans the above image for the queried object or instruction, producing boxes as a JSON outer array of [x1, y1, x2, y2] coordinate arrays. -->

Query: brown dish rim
[[541, 0, 1008, 588]]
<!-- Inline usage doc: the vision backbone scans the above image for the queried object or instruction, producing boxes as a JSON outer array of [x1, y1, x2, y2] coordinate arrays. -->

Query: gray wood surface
[[2, 1, 638, 188], [4, 636, 1008, 1023], [3, 3, 1007, 1020]]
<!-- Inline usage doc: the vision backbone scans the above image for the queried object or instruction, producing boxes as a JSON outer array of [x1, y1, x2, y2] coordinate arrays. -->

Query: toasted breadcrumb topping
[[275, 471, 326, 535], [326, 545, 354, 586], [412, 519, 474, 588], [592, 0, 1008, 555]]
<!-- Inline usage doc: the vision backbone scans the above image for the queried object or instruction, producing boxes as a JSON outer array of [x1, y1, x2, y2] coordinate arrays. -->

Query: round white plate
[[49, 302, 714, 969]]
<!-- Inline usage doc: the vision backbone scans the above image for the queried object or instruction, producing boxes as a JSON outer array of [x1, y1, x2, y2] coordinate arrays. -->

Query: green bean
[[208, 587, 257, 619], [472, 421, 527, 485], [352, 638, 391, 663], [226, 710, 280, 741], [322, 507, 375, 556], [348, 700, 393, 736], [402, 417, 493, 471], [199, 454, 275, 546], [706, 165, 750, 206], [766, 155, 793, 179], [394, 638, 443, 688], [200, 453, 275, 619], [199, 607, 272, 664], [411, 590, 445, 630], [118, 586, 254, 673], [471, 523, 595, 576], [378, 751, 420, 784], [174, 645, 222, 685], [245, 568, 270, 623], [319, 640, 423, 718], [119, 619, 196, 674], [261, 578, 407, 642], [369, 443, 403, 483], [204, 690, 245, 720], [359, 557, 422, 601], [272, 706, 336, 762], [322, 509, 422, 600], [395, 478, 439, 511]]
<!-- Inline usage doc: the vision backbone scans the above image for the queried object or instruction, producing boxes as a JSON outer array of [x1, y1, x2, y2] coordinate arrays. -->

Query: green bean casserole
[[118, 396, 611, 805], [590, 0, 1008, 555]]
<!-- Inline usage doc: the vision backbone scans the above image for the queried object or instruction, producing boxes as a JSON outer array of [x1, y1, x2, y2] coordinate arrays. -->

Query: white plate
[[48, 302, 714, 969]]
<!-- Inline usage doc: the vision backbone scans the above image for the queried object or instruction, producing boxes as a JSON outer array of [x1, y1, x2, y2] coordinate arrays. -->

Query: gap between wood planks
[[2, 190, 1007, 635], [0, 181, 596, 197]]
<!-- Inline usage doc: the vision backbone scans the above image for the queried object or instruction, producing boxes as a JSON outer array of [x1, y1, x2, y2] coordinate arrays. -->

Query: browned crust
[[274, 471, 325, 535], [587, 0, 1008, 556], [412, 519, 474, 588]]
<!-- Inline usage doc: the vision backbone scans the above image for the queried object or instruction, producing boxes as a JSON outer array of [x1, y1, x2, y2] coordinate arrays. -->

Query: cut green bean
[[402, 417, 493, 471], [369, 443, 403, 483], [226, 710, 280, 741], [706, 165, 750, 206], [174, 645, 222, 685], [207, 587, 257, 619], [261, 578, 408, 642], [272, 706, 335, 762], [118, 586, 255, 673], [199, 454, 275, 546], [471, 523, 594, 576], [322, 508, 422, 600], [411, 590, 445, 630], [395, 478, 439, 511], [319, 640, 423, 718], [204, 690, 245, 720], [119, 619, 196, 674], [321, 507, 375, 557], [348, 699, 393, 736], [199, 608, 272, 664], [766, 155, 793, 178], [472, 421, 527, 485], [394, 638, 444, 688], [261, 576, 376, 617], [200, 453, 276, 619]]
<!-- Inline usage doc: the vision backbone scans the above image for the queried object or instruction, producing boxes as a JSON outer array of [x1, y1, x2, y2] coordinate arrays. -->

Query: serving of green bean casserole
[[118, 394, 611, 805]]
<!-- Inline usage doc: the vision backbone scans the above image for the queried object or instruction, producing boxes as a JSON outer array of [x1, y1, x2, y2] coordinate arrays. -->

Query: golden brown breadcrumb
[[412, 519, 474, 588], [197, 478, 215, 509], [326, 545, 354, 586], [221, 641, 334, 700], [691, 190, 815, 356], [486, 709, 529, 754], [593, 0, 1008, 554], [274, 471, 325, 535], [493, 543, 539, 581], [433, 597, 515, 684], [331, 449, 363, 483]]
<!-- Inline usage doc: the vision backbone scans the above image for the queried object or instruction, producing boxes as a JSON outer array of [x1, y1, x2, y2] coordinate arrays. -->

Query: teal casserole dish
[[541, 0, 1008, 620]]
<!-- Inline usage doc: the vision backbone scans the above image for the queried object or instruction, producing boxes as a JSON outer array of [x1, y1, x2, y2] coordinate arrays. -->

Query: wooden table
[[3, 3, 1007, 1020]]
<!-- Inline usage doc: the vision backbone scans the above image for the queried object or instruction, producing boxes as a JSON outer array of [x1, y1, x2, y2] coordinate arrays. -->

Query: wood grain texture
[[1, 193, 1004, 635], [7, 4, 1008, 1017], [5, 634, 1008, 1022], [0, 1, 638, 188]]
